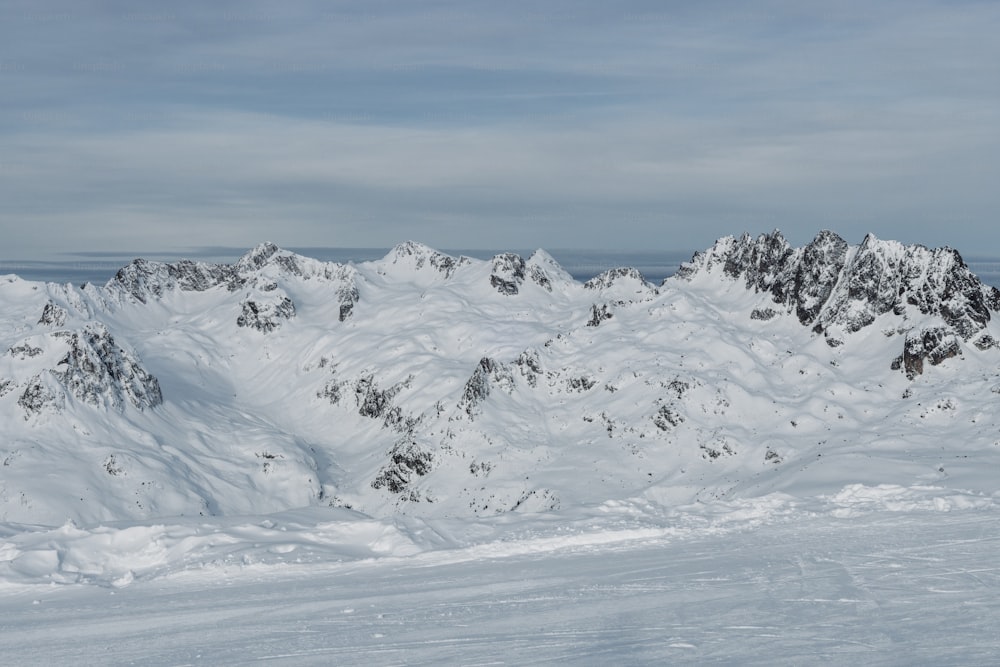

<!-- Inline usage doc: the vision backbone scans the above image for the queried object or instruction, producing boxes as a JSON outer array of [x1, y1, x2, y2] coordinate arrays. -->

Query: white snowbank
[[0, 507, 421, 588], [822, 483, 995, 517], [3, 485, 991, 589]]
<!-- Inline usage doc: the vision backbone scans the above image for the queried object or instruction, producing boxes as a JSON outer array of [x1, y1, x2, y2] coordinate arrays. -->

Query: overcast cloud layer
[[2, 0, 998, 259]]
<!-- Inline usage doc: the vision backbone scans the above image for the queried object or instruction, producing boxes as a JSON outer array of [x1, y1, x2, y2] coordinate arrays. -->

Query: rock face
[[38, 302, 68, 327], [386, 241, 467, 279], [460, 357, 515, 418], [371, 441, 433, 497], [490, 253, 527, 295], [237, 295, 296, 333], [11, 324, 164, 417], [107, 258, 241, 303], [678, 230, 1000, 376], [587, 303, 614, 327], [52, 325, 163, 411], [584, 267, 654, 292]]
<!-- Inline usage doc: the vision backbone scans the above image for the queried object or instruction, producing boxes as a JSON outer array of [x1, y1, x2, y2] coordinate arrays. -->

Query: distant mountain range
[[2, 231, 999, 525]]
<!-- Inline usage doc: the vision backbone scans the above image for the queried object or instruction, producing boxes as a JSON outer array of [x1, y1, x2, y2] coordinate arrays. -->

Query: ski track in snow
[[2, 503, 1000, 665]]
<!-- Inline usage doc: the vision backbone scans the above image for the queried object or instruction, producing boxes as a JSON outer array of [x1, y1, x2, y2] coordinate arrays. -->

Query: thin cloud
[[2, 0, 999, 256]]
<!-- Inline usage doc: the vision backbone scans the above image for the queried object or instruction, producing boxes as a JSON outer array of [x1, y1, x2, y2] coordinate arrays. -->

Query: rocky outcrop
[[524, 249, 574, 293], [678, 230, 1000, 377], [237, 295, 296, 333], [459, 357, 516, 418], [337, 281, 360, 322], [587, 303, 613, 327], [386, 241, 468, 279], [355, 374, 402, 420], [38, 301, 68, 327], [490, 253, 527, 296], [48, 325, 162, 412], [891, 328, 962, 380], [584, 267, 658, 303], [236, 242, 283, 273], [107, 258, 240, 303], [371, 441, 433, 496], [8, 342, 43, 360], [585, 267, 654, 292], [17, 374, 62, 417]]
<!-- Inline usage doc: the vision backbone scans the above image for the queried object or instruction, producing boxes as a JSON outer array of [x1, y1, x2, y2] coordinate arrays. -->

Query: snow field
[[2, 493, 999, 665]]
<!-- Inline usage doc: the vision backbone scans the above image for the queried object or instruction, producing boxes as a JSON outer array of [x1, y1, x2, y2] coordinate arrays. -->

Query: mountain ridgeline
[[680, 230, 1000, 377], [1, 231, 999, 525]]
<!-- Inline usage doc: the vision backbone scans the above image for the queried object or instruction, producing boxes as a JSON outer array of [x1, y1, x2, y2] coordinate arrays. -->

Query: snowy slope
[[4, 231, 1000, 664], [2, 232, 999, 529], [2, 497, 999, 665]]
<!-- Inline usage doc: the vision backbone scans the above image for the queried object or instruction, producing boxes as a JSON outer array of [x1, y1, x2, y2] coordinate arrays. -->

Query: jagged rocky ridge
[[1, 232, 999, 525], [678, 230, 1000, 377]]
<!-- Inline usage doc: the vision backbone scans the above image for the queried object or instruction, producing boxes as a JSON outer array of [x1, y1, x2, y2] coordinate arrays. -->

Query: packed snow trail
[[2, 502, 1000, 665]]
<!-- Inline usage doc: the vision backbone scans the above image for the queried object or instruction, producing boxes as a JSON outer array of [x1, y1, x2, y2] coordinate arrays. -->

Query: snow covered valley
[[2, 230, 1000, 663]]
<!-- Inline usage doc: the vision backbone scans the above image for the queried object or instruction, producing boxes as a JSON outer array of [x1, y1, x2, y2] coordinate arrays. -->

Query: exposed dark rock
[[236, 242, 282, 272], [682, 230, 998, 334], [792, 230, 848, 325], [587, 303, 614, 327], [461, 358, 496, 416], [108, 258, 241, 303], [8, 343, 43, 359], [514, 349, 542, 387], [891, 328, 962, 379], [700, 441, 736, 460], [18, 375, 59, 417], [525, 250, 574, 292], [371, 441, 433, 494], [666, 378, 690, 398], [38, 301, 67, 327], [585, 267, 642, 289], [382, 405, 420, 435], [653, 405, 684, 431], [584, 267, 656, 296], [388, 241, 467, 278], [973, 333, 997, 350], [51, 325, 162, 411], [567, 376, 596, 392], [338, 283, 360, 322], [529, 265, 552, 291], [317, 380, 342, 405], [490, 253, 526, 296], [106, 242, 339, 305], [679, 230, 1000, 377], [750, 307, 777, 321], [237, 296, 296, 333], [459, 357, 516, 417], [104, 454, 125, 476], [354, 374, 402, 420]]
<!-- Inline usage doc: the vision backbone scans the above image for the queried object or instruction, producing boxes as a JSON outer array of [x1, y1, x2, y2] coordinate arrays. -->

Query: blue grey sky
[[2, 0, 999, 259]]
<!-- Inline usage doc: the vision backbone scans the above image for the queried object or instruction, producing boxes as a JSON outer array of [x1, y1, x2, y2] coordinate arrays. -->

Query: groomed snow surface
[[2, 489, 1000, 665]]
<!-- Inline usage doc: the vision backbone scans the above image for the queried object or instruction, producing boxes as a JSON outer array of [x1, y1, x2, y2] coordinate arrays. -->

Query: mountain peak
[[236, 242, 294, 273], [678, 230, 1000, 375], [387, 240, 441, 260], [378, 241, 467, 280]]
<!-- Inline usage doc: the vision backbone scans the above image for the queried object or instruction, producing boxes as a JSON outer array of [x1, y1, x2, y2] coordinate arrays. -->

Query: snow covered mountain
[[2, 231, 999, 526]]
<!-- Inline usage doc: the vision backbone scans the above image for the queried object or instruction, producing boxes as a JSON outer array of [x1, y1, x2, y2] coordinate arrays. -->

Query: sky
[[2, 0, 999, 260]]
